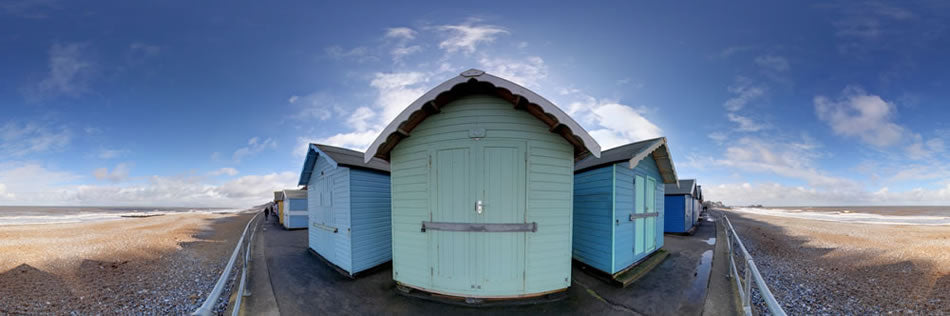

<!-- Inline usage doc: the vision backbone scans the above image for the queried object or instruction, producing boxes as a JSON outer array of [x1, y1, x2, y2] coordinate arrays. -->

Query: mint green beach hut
[[365, 69, 601, 299]]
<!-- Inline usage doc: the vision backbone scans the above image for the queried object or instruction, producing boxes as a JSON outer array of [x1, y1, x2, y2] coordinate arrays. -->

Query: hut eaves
[[573, 137, 678, 184], [364, 69, 601, 163]]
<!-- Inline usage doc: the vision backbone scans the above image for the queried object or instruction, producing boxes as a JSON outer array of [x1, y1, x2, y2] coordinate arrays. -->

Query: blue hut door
[[645, 177, 656, 252], [429, 140, 526, 294]]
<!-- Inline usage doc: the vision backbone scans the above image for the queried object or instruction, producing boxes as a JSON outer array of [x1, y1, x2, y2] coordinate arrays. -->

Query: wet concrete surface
[[702, 211, 742, 316], [255, 217, 724, 315]]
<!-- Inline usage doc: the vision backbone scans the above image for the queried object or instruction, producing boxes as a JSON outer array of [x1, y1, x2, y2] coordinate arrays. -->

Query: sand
[[720, 208, 950, 314], [0, 211, 254, 314]]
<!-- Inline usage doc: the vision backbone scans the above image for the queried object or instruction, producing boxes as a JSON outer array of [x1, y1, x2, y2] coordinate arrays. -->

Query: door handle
[[476, 200, 484, 214]]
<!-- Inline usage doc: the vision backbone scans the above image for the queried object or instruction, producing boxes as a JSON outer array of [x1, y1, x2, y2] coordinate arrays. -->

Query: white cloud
[[754, 55, 789, 72], [385, 27, 422, 62], [93, 163, 130, 183], [723, 77, 766, 112], [385, 27, 416, 40], [0, 183, 13, 200], [0, 161, 295, 207], [708, 132, 728, 143], [0, 0, 61, 18], [0, 162, 81, 194], [97, 148, 126, 159], [289, 92, 335, 121], [299, 71, 431, 154], [568, 96, 663, 149], [478, 56, 547, 88], [25, 42, 97, 101], [346, 106, 376, 131], [437, 22, 508, 54], [370, 71, 429, 125], [300, 130, 380, 154], [706, 181, 950, 206], [715, 136, 858, 190], [814, 86, 904, 147], [232, 137, 277, 163], [210, 167, 239, 176], [0, 120, 71, 157], [214, 172, 299, 202], [127, 42, 160, 65], [324, 45, 376, 63], [727, 113, 768, 132], [903, 134, 945, 161], [391, 45, 422, 61]]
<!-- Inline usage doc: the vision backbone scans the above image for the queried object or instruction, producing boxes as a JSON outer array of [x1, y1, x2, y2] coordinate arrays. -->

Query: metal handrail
[[193, 211, 262, 316], [722, 214, 787, 316], [230, 215, 259, 316]]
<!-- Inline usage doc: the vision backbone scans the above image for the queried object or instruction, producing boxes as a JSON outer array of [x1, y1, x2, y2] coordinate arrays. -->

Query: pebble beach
[[722, 208, 950, 314], [0, 211, 254, 314]]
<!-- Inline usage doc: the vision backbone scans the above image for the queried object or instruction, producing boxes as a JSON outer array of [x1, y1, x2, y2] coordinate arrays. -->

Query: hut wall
[[572, 165, 614, 274], [286, 197, 308, 229], [664, 195, 689, 233], [348, 169, 392, 273], [308, 153, 353, 273], [390, 95, 574, 297]]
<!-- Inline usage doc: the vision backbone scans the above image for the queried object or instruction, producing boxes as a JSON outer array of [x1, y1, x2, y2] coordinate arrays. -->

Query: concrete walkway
[[244, 216, 737, 315], [702, 212, 742, 315], [238, 215, 280, 316]]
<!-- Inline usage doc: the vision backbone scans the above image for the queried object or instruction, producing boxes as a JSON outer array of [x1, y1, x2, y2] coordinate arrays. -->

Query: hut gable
[[299, 143, 390, 186], [573, 137, 678, 183], [364, 69, 601, 163], [665, 179, 696, 196]]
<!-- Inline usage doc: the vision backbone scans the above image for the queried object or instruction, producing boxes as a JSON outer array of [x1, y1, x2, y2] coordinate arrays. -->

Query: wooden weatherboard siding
[[286, 197, 309, 229], [573, 156, 665, 274], [349, 169, 392, 273], [390, 95, 574, 297], [663, 194, 692, 233], [306, 149, 392, 276]]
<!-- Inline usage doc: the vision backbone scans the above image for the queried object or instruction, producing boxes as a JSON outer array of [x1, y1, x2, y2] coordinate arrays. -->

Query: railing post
[[744, 258, 752, 308]]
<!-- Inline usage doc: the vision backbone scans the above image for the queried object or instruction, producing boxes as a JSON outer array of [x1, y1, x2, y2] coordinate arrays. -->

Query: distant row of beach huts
[[266, 69, 706, 300]]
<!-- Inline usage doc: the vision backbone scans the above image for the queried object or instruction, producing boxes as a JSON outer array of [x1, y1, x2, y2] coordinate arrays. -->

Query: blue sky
[[2, 1, 950, 207]]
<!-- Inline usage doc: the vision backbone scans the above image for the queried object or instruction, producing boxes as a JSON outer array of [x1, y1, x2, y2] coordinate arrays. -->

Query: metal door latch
[[476, 200, 484, 214]]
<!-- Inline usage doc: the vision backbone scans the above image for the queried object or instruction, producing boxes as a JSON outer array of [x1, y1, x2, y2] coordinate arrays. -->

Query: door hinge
[[430, 267, 434, 276], [428, 155, 432, 167]]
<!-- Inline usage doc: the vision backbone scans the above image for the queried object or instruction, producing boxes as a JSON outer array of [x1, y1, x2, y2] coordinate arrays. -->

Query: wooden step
[[613, 249, 670, 287]]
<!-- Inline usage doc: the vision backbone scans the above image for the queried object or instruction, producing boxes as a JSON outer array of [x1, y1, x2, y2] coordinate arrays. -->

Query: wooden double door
[[633, 175, 658, 256], [427, 140, 527, 295]]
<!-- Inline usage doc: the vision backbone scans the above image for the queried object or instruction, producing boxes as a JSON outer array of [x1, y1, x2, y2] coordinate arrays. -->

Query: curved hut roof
[[364, 68, 601, 162]]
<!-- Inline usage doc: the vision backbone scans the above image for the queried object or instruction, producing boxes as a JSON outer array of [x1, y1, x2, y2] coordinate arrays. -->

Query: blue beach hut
[[664, 179, 697, 234], [280, 189, 308, 230], [298, 143, 392, 277], [572, 137, 678, 279]]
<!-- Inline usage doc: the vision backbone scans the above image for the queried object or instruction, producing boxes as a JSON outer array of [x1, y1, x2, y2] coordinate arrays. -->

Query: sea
[[0, 206, 245, 226], [731, 206, 950, 226]]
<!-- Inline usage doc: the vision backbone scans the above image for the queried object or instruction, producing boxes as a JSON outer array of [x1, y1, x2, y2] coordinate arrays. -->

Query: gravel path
[[720, 209, 950, 315], [0, 211, 255, 315]]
